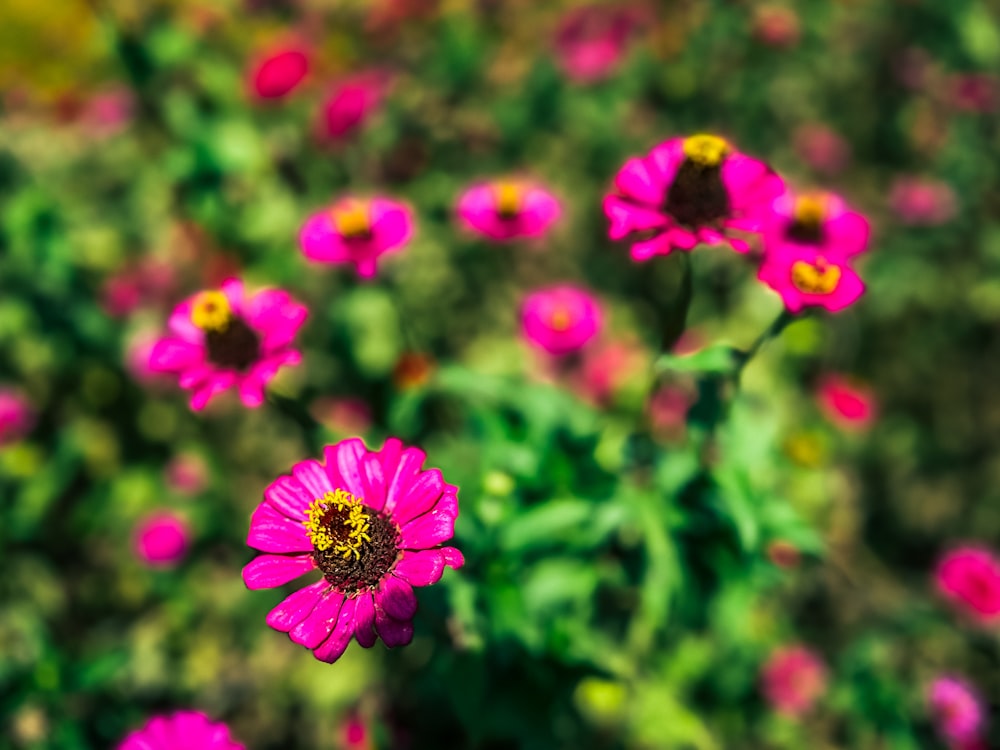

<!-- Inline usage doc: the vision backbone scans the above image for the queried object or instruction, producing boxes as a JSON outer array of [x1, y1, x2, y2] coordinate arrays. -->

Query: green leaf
[[655, 344, 738, 376]]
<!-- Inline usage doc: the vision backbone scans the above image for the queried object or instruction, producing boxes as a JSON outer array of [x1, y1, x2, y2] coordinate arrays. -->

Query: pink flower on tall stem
[[133, 511, 191, 568], [889, 177, 957, 226], [242, 437, 464, 663], [300, 197, 413, 278], [936, 547, 1000, 624], [929, 676, 985, 747], [757, 244, 865, 314], [457, 179, 561, 241], [117, 711, 244, 750], [817, 375, 877, 431], [553, 5, 641, 83], [604, 133, 784, 260], [249, 47, 310, 100], [316, 72, 386, 142], [149, 279, 307, 411], [764, 191, 870, 260], [0, 389, 34, 446], [521, 286, 603, 356], [760, 645, 827, 717]]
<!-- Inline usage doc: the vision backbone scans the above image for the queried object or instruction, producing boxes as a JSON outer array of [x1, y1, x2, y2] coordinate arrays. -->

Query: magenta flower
[[149, 279, 307, 411], [889, 177, 957, 226], [242, 437, 463, 663], [764, 191, 870, 260], [300, 197, 413, 278], [760, 645, 827, 717], [817, 374, 877, 431], [0, 388, 34, 446], [315, 72, 386, 142], [936, 547, 1000, 623], [134, 511, 191, 568], [165, 452, 210, 496], [117, 711, 244, 750], [249, 47, 310, 100], [457, 179, 561, 242], [792, 124, 851, 175], [521, 286, 603, 356], [553, 5, 641, 83], [757, 244, 865, 314], [604, 134, 784, 260], [929, 676, 985, 746]]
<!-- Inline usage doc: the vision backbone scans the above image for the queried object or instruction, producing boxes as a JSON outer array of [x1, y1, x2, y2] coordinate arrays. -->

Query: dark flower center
[[664, 160, 731, 227], [493, 182, 523, 220], [784, 195, 827, 244], [205, 317, 261, 371], [333, 202, 373, 241]]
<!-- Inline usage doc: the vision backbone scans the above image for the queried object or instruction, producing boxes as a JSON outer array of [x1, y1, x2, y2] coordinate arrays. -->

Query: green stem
[[735, 309, 797, 384]]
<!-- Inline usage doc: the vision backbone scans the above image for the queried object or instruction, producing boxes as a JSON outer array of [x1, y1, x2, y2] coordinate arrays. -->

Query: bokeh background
[[1, 0, 999, 748]]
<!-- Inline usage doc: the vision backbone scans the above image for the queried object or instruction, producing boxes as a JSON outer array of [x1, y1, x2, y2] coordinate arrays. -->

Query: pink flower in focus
[[165, 452, 210, 496], [929, 676, 985, 746], [456, 179, 561, 241], [760, 645, 827, 717], [242, 437, 464, 663], [250, 47, 310, 99], [792, 124, 851, 175], [889, 177, 957, 226], [604, 133, 784, 260], [758, 244, 864, 314], [752, 6, 801, 48], [316, 72, 386, 141], [0, 389, 34, 446], [117, 711, 243, 750], [300, 197, 413, 278], [522, 286, 603, 356], [764, 191, 870, 261], [936, 547, 1000, 623], [133, 511, 190, 568], [817, 375, 876, 431], [553, 5, 640, 83], [149, 279, 307, 411]]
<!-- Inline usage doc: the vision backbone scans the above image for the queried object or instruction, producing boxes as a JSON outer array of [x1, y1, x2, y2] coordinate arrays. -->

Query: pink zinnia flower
[[0, 388, 34, 446], [117, 711, 244, 750], [316, 72, 386, 141], [570, 339, 646, 406], [300, 197, 413, 278], [792, 124, 851, 175], [604, 133, 785, 260], [250, 47, 310, 99], [553, 5, 641, 83], [337, 711, 373, 750], [133, 511, 191, 568], [758, 244, 865, 314], [149, 279, 307, 411], [936, 547, 1000, 623], [889, 177, 957, 226], [760, 645, 827, 717], [242, 437, 464, 663], [764, 191, 870, 260], [521, 286, 603, 356], [165, 452, 210, 496], [929, 676, 985, 746], [456, 179, 561, 241], [817, 374, 877, 431]]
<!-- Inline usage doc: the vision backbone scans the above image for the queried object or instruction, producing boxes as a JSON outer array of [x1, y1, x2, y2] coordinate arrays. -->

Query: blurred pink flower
[[249, 47, 310, 100], [242, 438, 464, 663], [570, 340, 645, 405], [337, 711, 373, 750], [165, 452, 210, 496], [752, 6, 800, 48], [889, 177, 957, 226], [758, 244, 864, 314], [648, 385, 694, 441], [315, 72, 386, 141], [522, 286, 603, 356], [102, 259, 177, 318], [133, 511, 191, 568], [792, 124, 851, 175], [948, 73, 997, 113], [149, 279, 307, 411], [124, 329, 167, 385], [816, 374, 876, 431], [311, 397, 373, 435], [764, 191, 870, 260], [929, 676, 985, 747], [553, 5, 641, 83], [117, 711, 243, 750], [300, 196, 413, 278], [760, 645, 827, 717], [0, 389, 34, 446], [81, 86, 134, 137], [456, 179, 561, 242], [604, 134, 784, 260], [936, 547, 1000, 624]]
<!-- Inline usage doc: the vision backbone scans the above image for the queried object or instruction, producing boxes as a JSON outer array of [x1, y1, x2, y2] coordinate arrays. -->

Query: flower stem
[[735, 309, 797, 384]]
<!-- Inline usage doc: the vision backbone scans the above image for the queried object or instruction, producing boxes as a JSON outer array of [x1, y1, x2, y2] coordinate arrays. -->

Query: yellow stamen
[[190, 290, 232, 332], [791, 258, 841, 295], [793, 193, 828, 226], [683, 134, 729, 167], [303, 489, 371, 560], [332, 201, 371, 239], [494, 181, 522, 216], [550, 306, 573, 331]]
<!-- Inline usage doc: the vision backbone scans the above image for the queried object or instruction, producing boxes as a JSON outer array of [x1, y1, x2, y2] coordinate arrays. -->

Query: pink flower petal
[[390, 468, 444, 527], [148, 338, 203, 372], [603, 195, 667, 241], [247, 502, 313, 553], [400, 508, 456, 550], [266, 580, 329, 632], [292, 459, 334, 500], [324, 438, 366, 497], [242, 554, 316, 590], [313, 597, 358, 663], [614, 157, 663, 204], [361, 453, 388, 513], [291, 589, 346, 649], [384, 446, 427, 516], [189, 372, 237, 411], [353, 592, 377, 648], [237, 372, 267, 408], [377, 437, 404, 482], [265, 475, 311, 521], [393, 549, 445, 586], [168, 299, 203, 342], [441, 546, 465, 569], [377, 574, 417, 620], [375, 607, 414, 648]]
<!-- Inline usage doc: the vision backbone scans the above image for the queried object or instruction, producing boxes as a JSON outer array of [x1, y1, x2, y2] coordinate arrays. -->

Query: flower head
[[134, 511, 190, 568], [553, 5, 641, 83], [936, 546, 1000, 623], [752, 6, 801, 47], [521, 285, 603, 356], [300, 197, 413, 278], [929, 676, 985, 745], [817, 374, 877, 431], [117, 711, 244, 750], [758, 244, 864, 314], [242, 437, 463, 663], [316, 72, 386, 141], [889, 177, 957, 226], [149, 279, 307, 411], [604, 133, 784, 260], [792, 124, 851, 175], [764, 191, 870, 260], [760, 645, 827, 717], [456, 179, 561, 241], [249, 47, 310, 99], [0, 389, 35, 446], [165, 452, 210, 496]]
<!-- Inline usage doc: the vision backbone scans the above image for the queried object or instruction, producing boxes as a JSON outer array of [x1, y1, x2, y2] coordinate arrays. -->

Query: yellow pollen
[[549, 306, 573, 331], [683, 134, 729, 167], [303, 489, 372, 559], [332, 201, 371, 239], [791, 258, 841, 295], [494, 181, 522, 216], [190, 290, 232, 332], [794, 193, 828, 226]]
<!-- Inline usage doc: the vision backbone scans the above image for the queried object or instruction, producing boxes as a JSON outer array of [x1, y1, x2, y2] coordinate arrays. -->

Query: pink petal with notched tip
[[292, 459, 334, 501], [266, 580, 329, 632], [291, 589, 346, 649], [313, 597, 358, 662], [400, 508, 456, 550], [265, 475, 310, 521], [394, 549, 445, 586]]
